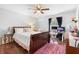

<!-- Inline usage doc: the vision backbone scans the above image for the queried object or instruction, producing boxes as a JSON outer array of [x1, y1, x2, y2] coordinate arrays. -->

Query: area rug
[[34, 43, 66, 54]]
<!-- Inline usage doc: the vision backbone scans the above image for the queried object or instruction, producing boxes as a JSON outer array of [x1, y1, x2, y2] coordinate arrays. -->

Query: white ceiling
[[0, 4, 78, 18]]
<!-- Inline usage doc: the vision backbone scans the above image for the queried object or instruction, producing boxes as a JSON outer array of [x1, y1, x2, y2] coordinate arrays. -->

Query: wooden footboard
[[29, 32, 49, 54]]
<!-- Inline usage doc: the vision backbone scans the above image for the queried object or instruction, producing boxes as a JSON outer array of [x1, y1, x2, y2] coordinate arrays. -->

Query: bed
[[12, 26, 49, 54]]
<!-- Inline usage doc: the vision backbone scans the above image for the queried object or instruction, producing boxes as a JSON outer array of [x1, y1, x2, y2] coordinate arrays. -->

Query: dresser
[[4, 33, 13, 44]]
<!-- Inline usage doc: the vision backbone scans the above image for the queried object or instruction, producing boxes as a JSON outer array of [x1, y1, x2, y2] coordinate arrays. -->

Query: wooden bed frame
[[12, 26, 49, 54]]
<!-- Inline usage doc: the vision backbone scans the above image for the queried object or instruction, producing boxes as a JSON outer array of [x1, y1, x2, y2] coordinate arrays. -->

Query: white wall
[[37, 9, 76, 32], [0, 8, 38, 31], [37, 16, 52, 32], [55, 9, 76, 26]]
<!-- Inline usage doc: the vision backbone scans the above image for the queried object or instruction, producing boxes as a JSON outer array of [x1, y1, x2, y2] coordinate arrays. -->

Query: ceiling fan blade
[[42, 8, 49, 10]]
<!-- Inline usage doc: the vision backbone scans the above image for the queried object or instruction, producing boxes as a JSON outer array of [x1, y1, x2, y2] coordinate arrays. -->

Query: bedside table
[[4, 34, 13, 44]]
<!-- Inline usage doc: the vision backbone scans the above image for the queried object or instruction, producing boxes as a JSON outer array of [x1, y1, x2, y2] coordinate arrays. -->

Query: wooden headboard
[[13, 26, 31, 34]]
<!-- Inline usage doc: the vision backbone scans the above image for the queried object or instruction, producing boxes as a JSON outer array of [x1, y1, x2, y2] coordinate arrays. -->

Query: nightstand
[[4, 33, 13, 44]]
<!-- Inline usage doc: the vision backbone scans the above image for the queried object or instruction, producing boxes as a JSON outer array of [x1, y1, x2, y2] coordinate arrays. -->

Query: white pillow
[[23, 28, 32, 32], [15, 28, 23, 33]]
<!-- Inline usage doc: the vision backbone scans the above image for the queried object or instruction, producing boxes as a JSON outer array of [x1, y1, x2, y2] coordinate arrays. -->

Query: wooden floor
[[0, 42, 28, 54], [0, 38, 79, 54], [0, 40, 66, 54]]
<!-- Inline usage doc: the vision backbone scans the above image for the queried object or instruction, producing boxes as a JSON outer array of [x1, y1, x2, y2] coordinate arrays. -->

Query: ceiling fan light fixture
[[32, 4, 50, 14]]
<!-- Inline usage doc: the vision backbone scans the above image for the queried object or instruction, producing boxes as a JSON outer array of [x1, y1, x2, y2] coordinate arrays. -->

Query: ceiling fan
[[29, 4, 50, 14]]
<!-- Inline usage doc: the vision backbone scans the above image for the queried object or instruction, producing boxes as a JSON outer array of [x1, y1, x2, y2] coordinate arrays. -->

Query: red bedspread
[[34, 43, 66, 54]]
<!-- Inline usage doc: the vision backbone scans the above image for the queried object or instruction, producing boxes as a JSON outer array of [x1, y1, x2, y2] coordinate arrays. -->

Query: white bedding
[[13, 31, 41, 51]]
